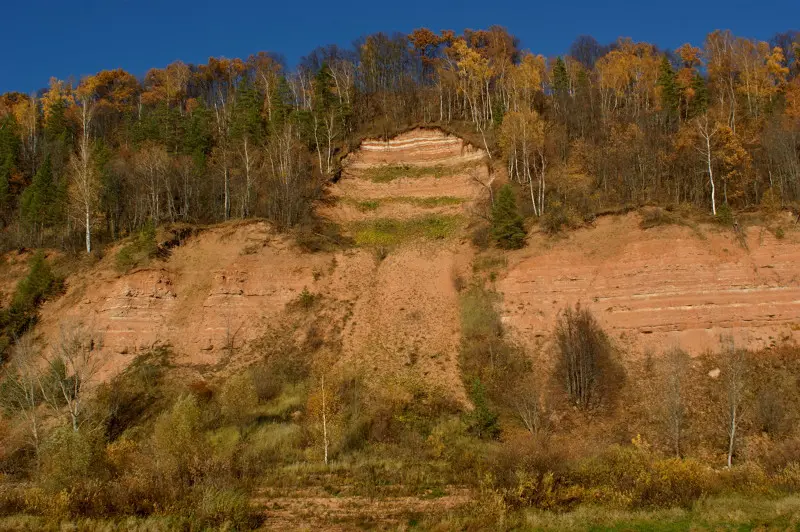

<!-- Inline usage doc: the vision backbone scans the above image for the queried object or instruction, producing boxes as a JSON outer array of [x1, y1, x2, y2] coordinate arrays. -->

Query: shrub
[[115, 224, 158, 272], [194, 485, 258, 529], [578, 442, 713, 509], [540, 200, 580, 235], [555, 303, 613, 409], [470, 223, 492, 250], [760, 188, 782, 216], [38, 426, 97, 493], [94, 349, 168, 441], [491, 184, 526, 249], [639, 207, 681, 229], [217, 371, 259, 428], [464, 378, 500, 439], [715, 202, 734, 226], [149, 394, 204, 485], [295, 218, 352, 253], [292, 287, 316, 310], [12, 251, 62, 311]]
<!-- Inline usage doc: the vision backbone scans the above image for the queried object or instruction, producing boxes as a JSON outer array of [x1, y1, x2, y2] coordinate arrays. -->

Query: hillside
[[12, 129, 798, 389], [3, 128, 800, 529]]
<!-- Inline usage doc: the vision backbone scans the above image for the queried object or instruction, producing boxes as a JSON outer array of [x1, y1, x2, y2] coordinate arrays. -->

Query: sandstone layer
[[500, 213, 800, 356]]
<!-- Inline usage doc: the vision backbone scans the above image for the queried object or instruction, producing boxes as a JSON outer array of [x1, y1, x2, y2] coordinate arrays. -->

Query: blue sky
[[2, 0, 798, 94]]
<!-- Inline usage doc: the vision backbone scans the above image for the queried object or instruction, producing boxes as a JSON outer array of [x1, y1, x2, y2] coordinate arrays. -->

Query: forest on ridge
[[0, 27, 799, 254]]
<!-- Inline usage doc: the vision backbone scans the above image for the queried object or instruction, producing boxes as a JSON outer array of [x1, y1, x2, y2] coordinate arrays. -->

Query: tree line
[[1, 28, 799, 252]]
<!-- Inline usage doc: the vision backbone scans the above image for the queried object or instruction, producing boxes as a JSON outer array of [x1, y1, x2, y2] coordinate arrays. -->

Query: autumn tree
[[41, 323, 101, 432], [555, 304, 612, 409], [1, 335, 45, 464], [661, 348, 690, 457], [721, 337, 748, 468]]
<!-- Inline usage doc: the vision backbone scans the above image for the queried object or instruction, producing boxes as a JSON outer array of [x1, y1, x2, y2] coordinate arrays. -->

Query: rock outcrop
[[500, 214, 800, 355]]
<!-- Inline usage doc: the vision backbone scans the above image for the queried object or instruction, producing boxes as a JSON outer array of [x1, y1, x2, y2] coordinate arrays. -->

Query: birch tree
[[70, 85, 99, 254], [721, 337, 747, 468], [695, 114, 720, 216], [41, 323, 101, 432]]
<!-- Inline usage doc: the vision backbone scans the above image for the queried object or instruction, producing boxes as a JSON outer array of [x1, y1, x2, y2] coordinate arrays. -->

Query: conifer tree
[[20, 155, 63, 233], [688, 73, 710, 118], [492, 184, 526, 249], [0, 116, 19, 221], [657, 56, 680, 126], [552, 57, 570, 96]]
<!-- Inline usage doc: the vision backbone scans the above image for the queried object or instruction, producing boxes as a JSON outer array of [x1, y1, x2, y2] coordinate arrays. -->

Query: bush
[[12, 251, 62, 310], [492, 184, 526, 249], [715, 202, 734, 226], [578, 441, 713, 509], [38, 426, 97, 493], [639, 207, 681, 229], [149, 394, 205, 485], [464, 378, 500, 439], [115, 224, 158, 272], [540, 200, 580, 235], [291, 287, 316, 310], [94, 349, 168, 441], [193, 485, 257, 529], [760, 188, 782, 216], [470, 223, 492, 250], [217, 371, 259, 428]]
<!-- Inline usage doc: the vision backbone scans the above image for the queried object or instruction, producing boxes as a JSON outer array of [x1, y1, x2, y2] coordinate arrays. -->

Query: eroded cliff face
[[8, 129, 800, 393], [499, 213, 800, 356], [35, 222, 329, 380], [27, 128, 487, 399]]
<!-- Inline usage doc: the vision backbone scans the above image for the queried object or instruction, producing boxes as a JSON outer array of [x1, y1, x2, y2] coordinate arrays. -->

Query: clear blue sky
[[2, 0, 798, 94]]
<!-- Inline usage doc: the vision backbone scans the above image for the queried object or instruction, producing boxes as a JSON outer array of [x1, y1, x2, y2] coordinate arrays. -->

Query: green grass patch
[[351, 215, 462, 247], [362, 161, 480, 183], [363, 164, 450, 183], [402, 196, 463, 208], [356, 200, 380, 211], [348, 196, 463, 212]]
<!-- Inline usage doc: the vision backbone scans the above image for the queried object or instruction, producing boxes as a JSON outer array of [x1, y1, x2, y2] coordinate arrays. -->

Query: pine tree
[[231, 82, 263, 143], [20, 155, 64, 232], [0, 116, 21, 222], [465, 378, 500, 439], [657, 56, 680, 125], [688, 74, 709, 119], [268, 76, 293, 133], [492, 184, 526, 249], [552, 57, 570, 97]]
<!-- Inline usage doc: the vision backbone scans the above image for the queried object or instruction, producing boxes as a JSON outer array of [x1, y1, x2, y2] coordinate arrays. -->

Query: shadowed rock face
[[500, 213, 800, 356]]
